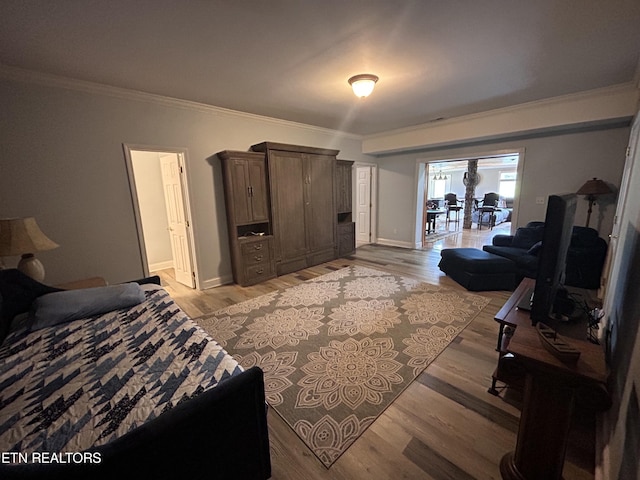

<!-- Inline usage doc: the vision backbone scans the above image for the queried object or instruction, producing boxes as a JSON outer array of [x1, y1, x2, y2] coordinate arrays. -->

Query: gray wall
[[374, 127, 630, 245], [0, 77, 371, 286]]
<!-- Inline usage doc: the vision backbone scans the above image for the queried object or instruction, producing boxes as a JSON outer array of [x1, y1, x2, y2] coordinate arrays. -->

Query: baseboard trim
[[375, 238, 415, 249], [149, 260, 174, 272], [201, 274, 234, 290]]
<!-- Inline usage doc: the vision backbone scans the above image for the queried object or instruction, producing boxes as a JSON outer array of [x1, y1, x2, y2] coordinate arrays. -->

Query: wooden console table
[[494, 278, 609, 480]]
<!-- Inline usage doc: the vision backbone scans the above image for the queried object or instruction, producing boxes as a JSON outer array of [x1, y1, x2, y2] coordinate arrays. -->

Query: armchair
[[483, 221, 607, 288]]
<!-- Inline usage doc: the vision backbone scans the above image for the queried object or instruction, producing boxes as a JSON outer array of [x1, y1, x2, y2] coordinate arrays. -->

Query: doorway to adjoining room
[[419, 151, 523, 248], [124, 146, 197, 289]]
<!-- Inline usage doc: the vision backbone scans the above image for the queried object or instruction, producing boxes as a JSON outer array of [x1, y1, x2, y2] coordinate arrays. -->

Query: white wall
[[0, 75, 371, 286], [373, 127, 630, 246]]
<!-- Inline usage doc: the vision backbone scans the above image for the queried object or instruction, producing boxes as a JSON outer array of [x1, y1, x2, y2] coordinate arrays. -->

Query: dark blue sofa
[[482, 221, 608, 289]]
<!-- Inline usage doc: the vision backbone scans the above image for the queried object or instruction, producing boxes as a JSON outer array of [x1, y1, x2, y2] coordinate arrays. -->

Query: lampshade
[[348, 74, 379, 98], [0, 217, 59, 281], [0, 217, 59, 255], [575, 178, 612, 229], [576, 178, 612, 197]]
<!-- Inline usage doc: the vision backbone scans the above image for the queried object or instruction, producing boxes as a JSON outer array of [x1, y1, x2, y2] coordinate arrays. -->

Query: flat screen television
[[530, 193, 577, 326]]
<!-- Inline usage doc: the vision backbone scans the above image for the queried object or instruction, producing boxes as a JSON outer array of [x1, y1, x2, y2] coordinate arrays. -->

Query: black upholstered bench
[[438, 248, 516, 291]]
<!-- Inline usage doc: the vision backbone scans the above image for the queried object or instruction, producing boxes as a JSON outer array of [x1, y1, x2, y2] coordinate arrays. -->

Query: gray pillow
[[29, 283, 145, 330]]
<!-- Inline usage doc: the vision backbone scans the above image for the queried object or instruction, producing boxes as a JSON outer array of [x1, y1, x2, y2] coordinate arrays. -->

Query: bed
[[0, 269, 271, 480]]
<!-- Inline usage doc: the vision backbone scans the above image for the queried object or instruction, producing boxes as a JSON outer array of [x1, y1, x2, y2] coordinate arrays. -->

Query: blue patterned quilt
[[0, 284, 242, 455]]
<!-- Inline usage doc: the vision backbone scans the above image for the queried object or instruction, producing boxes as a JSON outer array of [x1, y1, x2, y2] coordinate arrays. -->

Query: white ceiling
[[1, 0, 639, 136]]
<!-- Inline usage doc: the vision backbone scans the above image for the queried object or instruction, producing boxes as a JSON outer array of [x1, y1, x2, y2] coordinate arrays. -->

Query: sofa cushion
[[491, 234, 514, 247], [483, 245, 533, 263], [511, 226, 545, 249], [29, 283, 145, 330]]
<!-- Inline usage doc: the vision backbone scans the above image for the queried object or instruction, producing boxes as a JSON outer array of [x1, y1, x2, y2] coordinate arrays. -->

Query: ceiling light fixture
[[432, 170, 447, 181], [348, 74, 379, 98]]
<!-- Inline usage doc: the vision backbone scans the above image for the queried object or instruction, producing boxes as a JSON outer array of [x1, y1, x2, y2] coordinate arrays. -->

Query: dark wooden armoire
[[218, 142, 354, 285]]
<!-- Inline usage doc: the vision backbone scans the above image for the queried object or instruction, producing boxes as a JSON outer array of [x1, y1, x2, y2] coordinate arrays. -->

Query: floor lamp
[[0, 217, 59, 282], [576, 178, 612, 228]]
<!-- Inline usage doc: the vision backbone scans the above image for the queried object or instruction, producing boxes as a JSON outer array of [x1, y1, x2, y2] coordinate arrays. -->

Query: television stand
[[493, 278, 609, 480]]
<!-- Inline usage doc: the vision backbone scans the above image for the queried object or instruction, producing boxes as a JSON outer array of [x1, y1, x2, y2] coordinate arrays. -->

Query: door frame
[[354, 162, 378, 246], [123, 144, 199, 289]]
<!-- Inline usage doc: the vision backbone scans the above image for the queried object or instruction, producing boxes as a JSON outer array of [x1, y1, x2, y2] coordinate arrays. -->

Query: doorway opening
[[417, 150, 524, 247], [123, 145, 197, 289]]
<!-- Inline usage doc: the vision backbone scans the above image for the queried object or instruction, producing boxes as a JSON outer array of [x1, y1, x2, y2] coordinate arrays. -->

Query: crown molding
[[0, 64, 362, 141]]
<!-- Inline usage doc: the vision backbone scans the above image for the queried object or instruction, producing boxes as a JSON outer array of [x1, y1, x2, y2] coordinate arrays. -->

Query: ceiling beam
[[363, 83, 639, 155]]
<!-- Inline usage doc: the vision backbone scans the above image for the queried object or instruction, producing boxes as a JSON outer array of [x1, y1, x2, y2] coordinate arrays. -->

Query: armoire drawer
[[242, 245, 271, 266], [241, 238, 270, 255], [244, 263, 274, 283], [237, 236, 274, 285]]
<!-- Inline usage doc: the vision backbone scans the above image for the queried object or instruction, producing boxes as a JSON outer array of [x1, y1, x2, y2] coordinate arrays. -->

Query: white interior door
[[160, 153, 195, 288], [356, 166, 372, 245]]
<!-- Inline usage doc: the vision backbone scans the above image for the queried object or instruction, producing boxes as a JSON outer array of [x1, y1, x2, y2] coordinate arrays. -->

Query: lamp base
[[18, 254, 46, 283]]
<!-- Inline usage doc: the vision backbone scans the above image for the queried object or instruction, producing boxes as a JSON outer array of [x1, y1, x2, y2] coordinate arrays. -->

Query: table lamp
[[0, 217, 59, 282], [576, 178, 612, 228]]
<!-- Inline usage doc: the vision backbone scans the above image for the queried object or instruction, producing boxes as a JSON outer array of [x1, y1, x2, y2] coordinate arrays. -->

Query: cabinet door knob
[[254, 244, 263, 250], [254, 255, 263, 261]]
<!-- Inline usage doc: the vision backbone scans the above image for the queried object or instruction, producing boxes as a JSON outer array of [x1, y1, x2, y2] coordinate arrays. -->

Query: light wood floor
[[155, 222, 595, 480]]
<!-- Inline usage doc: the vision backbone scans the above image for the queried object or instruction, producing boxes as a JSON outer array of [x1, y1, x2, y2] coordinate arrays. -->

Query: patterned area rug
[[194, 266, 490, 467]]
